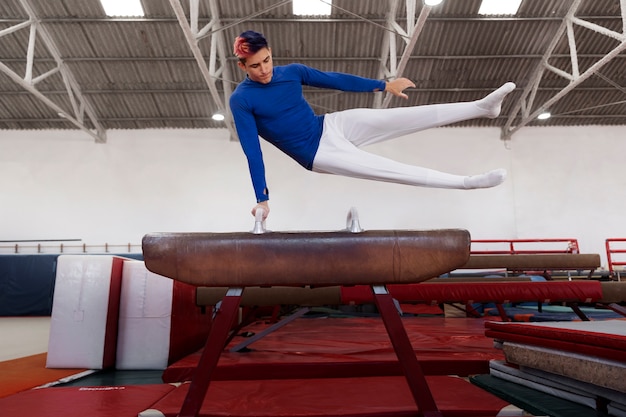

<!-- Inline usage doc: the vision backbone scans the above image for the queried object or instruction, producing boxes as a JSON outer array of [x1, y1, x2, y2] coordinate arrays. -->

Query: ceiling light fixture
[[212, 113, 225, 122], [293, 0, 332, 16], [424, 0, 444, 6], [478, 0, 522, 15], [537, 111, 551, 120], [100, 0, 145, 17]]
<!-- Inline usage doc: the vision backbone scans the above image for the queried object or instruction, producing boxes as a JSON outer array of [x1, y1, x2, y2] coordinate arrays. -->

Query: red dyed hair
[[233, 30, 268, 60]]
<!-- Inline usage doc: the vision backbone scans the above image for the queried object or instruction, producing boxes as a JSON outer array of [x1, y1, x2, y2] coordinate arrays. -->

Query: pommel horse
[[142, 209, 471, 417]]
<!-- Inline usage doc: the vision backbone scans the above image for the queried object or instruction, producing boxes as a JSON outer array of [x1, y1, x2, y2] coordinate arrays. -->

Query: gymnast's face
[[238, 47, 273, 84]]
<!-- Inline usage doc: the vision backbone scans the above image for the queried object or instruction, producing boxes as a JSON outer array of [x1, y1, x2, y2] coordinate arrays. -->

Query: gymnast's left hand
[[385, 78, 415, 100]]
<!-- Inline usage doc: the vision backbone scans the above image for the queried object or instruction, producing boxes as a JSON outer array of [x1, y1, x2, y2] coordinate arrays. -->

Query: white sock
[[464, 168, 507, 189], [476, 82, 516, 118]]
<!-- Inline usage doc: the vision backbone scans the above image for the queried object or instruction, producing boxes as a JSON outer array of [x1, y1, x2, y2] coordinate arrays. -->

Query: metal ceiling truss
[[0, 0, 106, 142], [502, 0, 626, 142], [169, 0, 238, 140], [375, 0, 432, 109]]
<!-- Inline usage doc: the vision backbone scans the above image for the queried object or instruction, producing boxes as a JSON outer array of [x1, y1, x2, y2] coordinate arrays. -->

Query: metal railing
[[470, 238, 580, 255], [0, 240, 141, 254], [605, 238, 626, 279]]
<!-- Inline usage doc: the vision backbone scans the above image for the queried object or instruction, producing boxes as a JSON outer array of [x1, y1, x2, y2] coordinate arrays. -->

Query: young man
[[229, 30, 515, 220]]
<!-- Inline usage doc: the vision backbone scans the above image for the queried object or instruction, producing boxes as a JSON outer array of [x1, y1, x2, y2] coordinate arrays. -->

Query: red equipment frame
[[177, 285, 442, 417], [606, 238, 626, 279]]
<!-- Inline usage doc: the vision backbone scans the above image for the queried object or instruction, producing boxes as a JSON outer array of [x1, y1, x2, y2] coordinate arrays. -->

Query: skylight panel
[[100, 0, 145, 17], [293, 0, 333, 16], [478, 0, 522, 15]]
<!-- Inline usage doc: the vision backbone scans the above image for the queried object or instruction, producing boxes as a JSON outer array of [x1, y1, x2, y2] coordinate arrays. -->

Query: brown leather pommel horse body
[[141, 228, 471, 417], [142, 229, 471, 287]]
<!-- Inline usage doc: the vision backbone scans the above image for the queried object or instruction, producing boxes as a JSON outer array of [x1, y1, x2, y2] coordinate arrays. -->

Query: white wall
[[1, 126, 625, 266]]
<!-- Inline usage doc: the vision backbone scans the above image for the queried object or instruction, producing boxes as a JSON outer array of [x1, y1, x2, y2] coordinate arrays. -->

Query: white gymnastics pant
[[311, 100, 492, 189]]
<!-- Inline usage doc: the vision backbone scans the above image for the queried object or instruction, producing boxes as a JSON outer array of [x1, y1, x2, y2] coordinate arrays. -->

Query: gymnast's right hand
[[252, 201, 270, 220], [385, 77, 415, 100]]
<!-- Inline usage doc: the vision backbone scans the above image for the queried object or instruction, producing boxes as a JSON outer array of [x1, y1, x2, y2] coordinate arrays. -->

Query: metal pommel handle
[[346, 207, 363, 233], [252, 208, 267, 234]]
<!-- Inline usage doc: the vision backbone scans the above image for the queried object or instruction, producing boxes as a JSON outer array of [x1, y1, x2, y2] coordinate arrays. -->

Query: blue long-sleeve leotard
[[229, 63, 386, 202]]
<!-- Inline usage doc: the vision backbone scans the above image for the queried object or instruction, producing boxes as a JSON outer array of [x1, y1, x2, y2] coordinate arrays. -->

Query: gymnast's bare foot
[[477, 82, 516, 118], [464, 168, 507, 189]]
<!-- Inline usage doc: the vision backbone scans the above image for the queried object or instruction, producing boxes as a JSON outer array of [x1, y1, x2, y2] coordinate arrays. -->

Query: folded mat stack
[[477, 319, 626, 416]]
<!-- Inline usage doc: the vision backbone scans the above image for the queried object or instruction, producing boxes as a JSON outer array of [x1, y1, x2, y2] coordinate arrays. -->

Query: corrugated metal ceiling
[[0, 0, 624, 141]]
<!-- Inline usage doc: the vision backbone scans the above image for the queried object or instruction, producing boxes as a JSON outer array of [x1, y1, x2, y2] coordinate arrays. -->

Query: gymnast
[[230, 30, 516, 220]]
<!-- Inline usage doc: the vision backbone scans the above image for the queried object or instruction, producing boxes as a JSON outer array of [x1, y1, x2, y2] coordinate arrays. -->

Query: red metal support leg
[[496, 303, 510, 322], [178, 288, 243, 417], [608, 302, 626, 317], [372, 285, 442, 417], [230, 307, 311, 352], [567, 302, 591, 321]]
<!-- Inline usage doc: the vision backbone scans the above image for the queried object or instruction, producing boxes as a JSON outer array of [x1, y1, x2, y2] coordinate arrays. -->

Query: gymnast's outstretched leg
[[312, 128, 505, 189], [341, 82, 516, 147], [311, 83, 515, 189]]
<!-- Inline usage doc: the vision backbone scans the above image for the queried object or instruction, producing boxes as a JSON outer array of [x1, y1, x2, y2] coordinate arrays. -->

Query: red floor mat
[[0, 353, 85, 399], [145, 376, 519, 417], [0, 384, 175, 417], [164, 317, 504, 383]]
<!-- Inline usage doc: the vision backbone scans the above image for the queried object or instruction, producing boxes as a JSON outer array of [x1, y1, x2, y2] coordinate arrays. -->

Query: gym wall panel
[[0, 255, 58, 316], [2, 126, 626, 267]]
